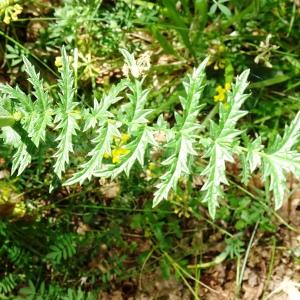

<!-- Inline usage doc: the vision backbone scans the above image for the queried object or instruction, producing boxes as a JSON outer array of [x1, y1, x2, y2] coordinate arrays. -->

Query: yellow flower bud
[[55, 56, 62, 68], [103, 152, 111, 159], [120, 133, 130, 144], [111, 147, 129, 164], [214, 83, 230, 103], [216, 85, 225, 93], [225, 82, 231, 91], [12, 201, 26, 217], [4, 14, 10, 24], [14, 4, 22, 13]]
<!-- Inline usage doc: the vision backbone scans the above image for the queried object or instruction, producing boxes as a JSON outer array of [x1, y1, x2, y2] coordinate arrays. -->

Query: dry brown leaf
[[100, 181, 120, 199], [76, 222, 91, 235], [266, 279, 300, 300], [0, 170, 10, 179]]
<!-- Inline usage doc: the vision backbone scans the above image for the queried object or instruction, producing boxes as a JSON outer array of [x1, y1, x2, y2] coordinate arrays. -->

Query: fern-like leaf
[[95, 78, 155, 178], [83, 81, 127, 131], [124, 79, 152, 130], [1, 126, 31, 175], [262, 111, 300, 209], [65, 81, 126, 185], [0, 84, 33, 113], [23, 56, 52, 147], [53, 47, 79, 179], [65, 122, 120, 185], [153, 136, 196, 206], [0, 89, 33, 174], [201, 69, 250, 218], [240, 136, 263, 184], [0, 274, 17, 294], [153, 58, 208, 206], [46, 234, 76, 264]]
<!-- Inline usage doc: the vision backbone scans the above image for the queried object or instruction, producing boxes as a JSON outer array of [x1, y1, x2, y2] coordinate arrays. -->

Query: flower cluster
[[12, 201, 25, 217], [254, 34, 278, 68], [104, 133, 130, 164], [0, 182, 25, 218], [55, 55, 74, 69], [1, 1, 22, 24], [208, 41, 226, 70], [172, 194, 193, 218], [121, 50, 151, 78], [214, 82, 231, 102]]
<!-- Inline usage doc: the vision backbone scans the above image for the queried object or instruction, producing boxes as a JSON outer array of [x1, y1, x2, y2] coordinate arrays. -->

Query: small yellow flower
[[103, 152, 111, 159], [55, 56, 62, 68], [113, 133, 130, 145], [107, 132, 131, 163], [12, 201, 26, 217], [112, 147, 129, 164], [3, 14, 10, 24], [214, 83, 231, 103], [173, 204, 192, 218], [214, 93, 225, 102], [55, 55, 73, 69], [11, 12, 17, 20], [120, 133, 130, 144], [224, 82, 231, 91], [14, 4, 22, 13], [2, 3, 23, 24], [213, 59, 225, 70], [216, 85, 224, 93]]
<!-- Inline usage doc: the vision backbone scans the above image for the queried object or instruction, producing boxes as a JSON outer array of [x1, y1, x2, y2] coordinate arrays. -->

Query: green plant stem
[[261, 237, 276, 299], [163, 252, 199, 299], [194, 254, 201, 299], [201, 216, 233, 237], [236, 255, 241, 298], [287, 0, 296, 37], [162, 251, 219, 295], [138, 247, 155, 291], [201, 104, 219, 129], [236, 221, 259, 297], [187, 248, 229, 269]]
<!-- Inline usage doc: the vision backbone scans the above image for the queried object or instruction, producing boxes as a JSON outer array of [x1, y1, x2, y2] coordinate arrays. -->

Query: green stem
[[163, 251, 219, 294], [236, 221, 259, 297], [261, 237, 276, 299], [188, 247, 229, 269], [202, 104, 219, 129]]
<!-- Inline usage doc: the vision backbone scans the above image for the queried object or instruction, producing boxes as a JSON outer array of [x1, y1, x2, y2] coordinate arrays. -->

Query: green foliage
[[4, 44, 26, 72], [0, 274, 17, 295], [0, 1, 299, 298], [45, 234, 76, 265], [16, 280, 97, 300], [262, 112, 300, 209], [53, 47, 79, 179], [153, 57, 208, 206], [216, 196, 276, 232], [1, 48, 300, 219], [201, 69, 250, 217], [225, 237, 244, 259], [45, 0, 133, 57], [209, 0, 231, 17]]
